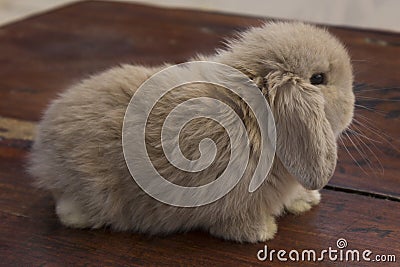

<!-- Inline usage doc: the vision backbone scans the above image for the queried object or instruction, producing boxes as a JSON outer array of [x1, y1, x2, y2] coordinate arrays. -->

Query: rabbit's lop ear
[[267, 72, 337, 190]]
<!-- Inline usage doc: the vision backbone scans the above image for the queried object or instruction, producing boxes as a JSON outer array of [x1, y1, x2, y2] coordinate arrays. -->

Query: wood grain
[[0, 146, 398, 266], [0, 1, 398, 198], [0, 1, 399, 266]]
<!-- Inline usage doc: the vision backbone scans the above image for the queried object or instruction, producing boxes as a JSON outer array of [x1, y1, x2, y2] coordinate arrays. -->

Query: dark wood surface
[[0, 1, 399, 266]]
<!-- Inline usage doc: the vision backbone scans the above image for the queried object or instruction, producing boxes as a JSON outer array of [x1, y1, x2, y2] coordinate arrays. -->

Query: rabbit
[[28, 22, 354, 243]]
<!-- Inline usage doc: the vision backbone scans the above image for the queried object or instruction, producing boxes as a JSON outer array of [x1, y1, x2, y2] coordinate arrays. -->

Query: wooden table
[[0, 1, 399, 266]]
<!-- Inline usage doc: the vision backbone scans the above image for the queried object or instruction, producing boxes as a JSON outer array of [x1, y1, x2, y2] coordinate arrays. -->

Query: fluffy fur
[[29, 22, 354, 243]]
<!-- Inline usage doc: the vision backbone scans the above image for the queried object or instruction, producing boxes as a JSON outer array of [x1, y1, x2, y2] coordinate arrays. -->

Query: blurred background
[[0, 0, 398, 32]]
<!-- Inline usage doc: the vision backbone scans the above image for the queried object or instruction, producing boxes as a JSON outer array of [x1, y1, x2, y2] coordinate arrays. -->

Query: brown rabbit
[[29, 22, 354, 243]]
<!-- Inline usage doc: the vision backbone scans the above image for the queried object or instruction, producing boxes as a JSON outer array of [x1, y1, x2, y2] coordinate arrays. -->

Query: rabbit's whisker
[[349, 122, 388, 175], [354, 86, 399, 93], [349, 133, 383, 177], [345, 130, 373, 167], [355, 114, 395, 139], [347, 127, 384, 175], [353, 116, 400, 153], [343, 131, 373, 176], [355, 95, 400, 102], [339, 135, 369, 176], [347, 125, 381, 143], [354, 104, 395, 120], [353, 117, 386, 140]]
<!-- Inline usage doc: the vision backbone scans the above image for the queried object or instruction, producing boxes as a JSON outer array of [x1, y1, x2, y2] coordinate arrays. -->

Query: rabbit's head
[[218, 22, 354, 190]]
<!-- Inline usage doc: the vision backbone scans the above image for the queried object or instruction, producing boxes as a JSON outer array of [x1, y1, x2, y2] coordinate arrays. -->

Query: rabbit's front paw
[[209, 215, 277, 243], [285, 190, 321, 215], [256, 215, 278, 242]]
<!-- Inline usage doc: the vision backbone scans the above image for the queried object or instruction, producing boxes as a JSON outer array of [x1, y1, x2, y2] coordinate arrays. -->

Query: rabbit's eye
[[310, 73, 325, 85]]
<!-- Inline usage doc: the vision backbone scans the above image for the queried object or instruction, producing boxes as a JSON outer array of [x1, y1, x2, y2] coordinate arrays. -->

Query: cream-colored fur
[[28, 22, 354, 243]]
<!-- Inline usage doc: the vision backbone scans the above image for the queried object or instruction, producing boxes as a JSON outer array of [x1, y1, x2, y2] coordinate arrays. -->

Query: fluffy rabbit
[[29, 22, 354, 243]]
